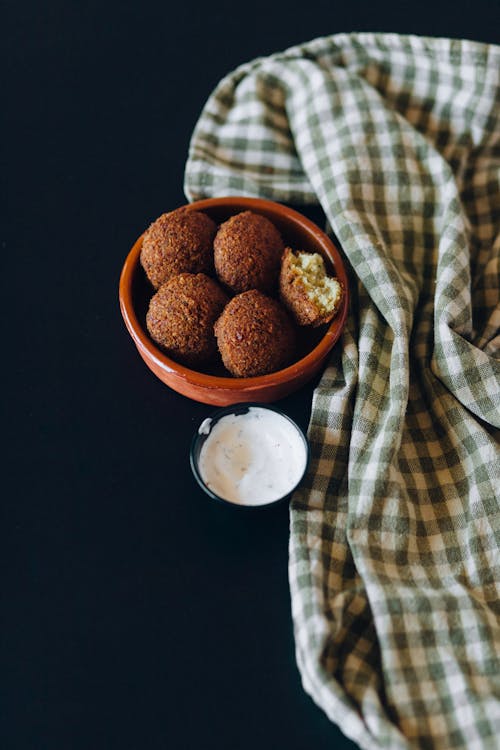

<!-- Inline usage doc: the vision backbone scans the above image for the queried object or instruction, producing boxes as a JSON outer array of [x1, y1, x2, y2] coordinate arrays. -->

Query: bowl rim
[[189, 401, 310, 509], [119, 196, 349, 390]]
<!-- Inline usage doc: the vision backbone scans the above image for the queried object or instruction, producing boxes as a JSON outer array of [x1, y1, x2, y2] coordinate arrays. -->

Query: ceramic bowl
[[190, 403, 310, 509], [119, 196, 349, 405]]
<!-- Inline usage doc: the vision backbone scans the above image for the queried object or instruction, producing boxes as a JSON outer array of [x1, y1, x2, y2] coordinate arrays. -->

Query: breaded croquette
[[141, 208, 217, 289], [146, 273, 228, 365], [213, 211, 284, 293], [279, 248, 343, 327], [214, 290, 296, 377]]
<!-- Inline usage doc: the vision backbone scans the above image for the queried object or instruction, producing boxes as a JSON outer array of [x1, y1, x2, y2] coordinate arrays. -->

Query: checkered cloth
[[184, 33, 500, 749]]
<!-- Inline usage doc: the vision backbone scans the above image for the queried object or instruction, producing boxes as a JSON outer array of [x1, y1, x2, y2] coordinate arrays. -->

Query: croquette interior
[[287, 251, 343, 316]]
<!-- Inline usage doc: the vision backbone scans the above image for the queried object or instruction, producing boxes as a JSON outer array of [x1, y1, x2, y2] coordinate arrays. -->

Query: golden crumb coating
[[213, 211, 284, 293], [214, 289, 296, 377], [146, 273, 228, 365], [279, 248, 343, 327], [140, 207, 217, 289]]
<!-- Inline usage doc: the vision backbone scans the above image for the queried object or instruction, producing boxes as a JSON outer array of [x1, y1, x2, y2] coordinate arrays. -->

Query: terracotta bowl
[[119, 196, 349, 405]]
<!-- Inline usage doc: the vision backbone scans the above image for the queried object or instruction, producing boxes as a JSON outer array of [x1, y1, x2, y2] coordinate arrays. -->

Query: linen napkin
[[184, 33, 500, 749]]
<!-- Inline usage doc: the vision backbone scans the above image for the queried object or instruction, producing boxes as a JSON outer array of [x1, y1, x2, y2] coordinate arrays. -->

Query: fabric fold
[[184, 32, 500, 749]]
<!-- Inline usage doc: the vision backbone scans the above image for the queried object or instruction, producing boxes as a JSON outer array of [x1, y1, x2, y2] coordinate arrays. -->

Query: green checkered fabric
[[184, 33, 500, 749]]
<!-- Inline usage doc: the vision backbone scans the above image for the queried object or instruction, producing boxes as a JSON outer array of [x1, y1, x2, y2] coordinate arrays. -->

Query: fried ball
[[140, 207, 217, 289], [214, 290, 296, 377], [279, 248, 343, 327], [146, 273, 228, 365], [213, 211, 284, 294]]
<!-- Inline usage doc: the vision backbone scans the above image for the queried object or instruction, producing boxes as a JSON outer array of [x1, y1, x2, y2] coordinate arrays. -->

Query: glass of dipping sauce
[[190, 403, 309, 509]]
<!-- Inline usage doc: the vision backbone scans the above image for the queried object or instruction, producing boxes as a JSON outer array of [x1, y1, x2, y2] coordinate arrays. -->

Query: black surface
[[3, 3, 498, 749]]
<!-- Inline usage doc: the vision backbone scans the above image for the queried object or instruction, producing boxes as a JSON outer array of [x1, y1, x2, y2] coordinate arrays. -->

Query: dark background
[[3, 2, 498, 749]]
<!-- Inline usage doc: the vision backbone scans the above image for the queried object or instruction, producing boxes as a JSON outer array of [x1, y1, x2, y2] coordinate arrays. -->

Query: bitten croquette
[[140, 208, 217, 289], [214, 290, 296, 377], [146, 273, 228, 365], [213, 211, 284, 293], [280, 248, 343, 327]]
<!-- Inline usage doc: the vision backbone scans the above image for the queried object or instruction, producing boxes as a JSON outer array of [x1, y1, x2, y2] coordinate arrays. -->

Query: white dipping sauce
[[198, 407, 307, 506]]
